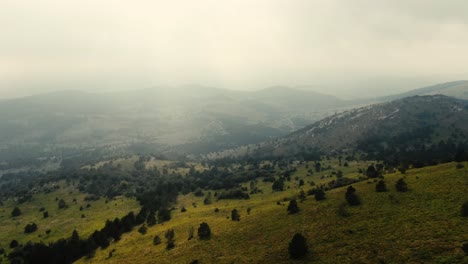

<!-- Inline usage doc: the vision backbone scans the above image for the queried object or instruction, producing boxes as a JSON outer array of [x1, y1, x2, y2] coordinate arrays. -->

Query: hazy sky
[[1, 0, 467, 98]]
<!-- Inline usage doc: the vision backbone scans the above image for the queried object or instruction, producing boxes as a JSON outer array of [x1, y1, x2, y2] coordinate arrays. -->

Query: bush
[[197, 222, 211, 239], [11, 207, 21, 217], [462, 201, 468, 217], [345, 186, 360, 206], [314, 189, 326, 201], [43, 211, 49, 218], [137, 225, 147, 235], [181, 207, 187, 212], [10, 240, 19, 248], [165, 229, 175, 249], [24, 223, 38, 233], [231, 209, 240, 221], [58, 199, 68, 209], [287, 199, 299, 214], [153, 235, 161, 245], [272, 179, 284, 191], [395, 178, 408, 192], [375, 180, 387, 192], [288, 233, 308, 259]]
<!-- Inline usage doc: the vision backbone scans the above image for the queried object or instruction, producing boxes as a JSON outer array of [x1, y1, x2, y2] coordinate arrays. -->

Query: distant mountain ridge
[[207, 95, 468, 161]]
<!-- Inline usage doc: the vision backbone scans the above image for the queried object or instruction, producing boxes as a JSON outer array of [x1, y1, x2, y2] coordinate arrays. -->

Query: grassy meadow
[[0, 182, 140, 258], [72, 161, 468, 264]]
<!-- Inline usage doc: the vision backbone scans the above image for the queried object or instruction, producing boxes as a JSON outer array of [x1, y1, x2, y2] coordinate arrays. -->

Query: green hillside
[[71, 162, 468, 264]]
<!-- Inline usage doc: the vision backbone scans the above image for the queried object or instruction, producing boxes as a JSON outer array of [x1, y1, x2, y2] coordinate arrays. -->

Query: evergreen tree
[[287, 199, 299, 214], [147, 211, 157, 226], [395, 178, 408, 192], [375, 180, 387, 192], [345, 186, 361, 206], [11, 207, 21, 217], [314, 189, 326, 201], [197, 222, 211, 239], [231, 209, 240, 221], [288, 233, 308, 259]]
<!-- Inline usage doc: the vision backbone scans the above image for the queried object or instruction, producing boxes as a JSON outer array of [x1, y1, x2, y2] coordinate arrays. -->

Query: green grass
[[0, 181, 140, 254], [74, 162, 468, 264]]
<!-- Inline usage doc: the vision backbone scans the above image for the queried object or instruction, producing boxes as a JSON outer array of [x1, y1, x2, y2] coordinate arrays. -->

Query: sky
[[1, 0, 467, 99]]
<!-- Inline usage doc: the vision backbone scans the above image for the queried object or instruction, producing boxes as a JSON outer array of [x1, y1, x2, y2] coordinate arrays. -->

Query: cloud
[[0, 0, 467, 98]]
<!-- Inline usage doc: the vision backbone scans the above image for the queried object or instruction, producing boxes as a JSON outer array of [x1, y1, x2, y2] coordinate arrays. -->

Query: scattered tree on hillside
[[204, 192, 213, 205], [58, 199, 68, 209], [197, 222, 211, 239], [231, 209, 240, 221], [366, 165, 378, 178], [165, 229, 175, 249], [10, 240, 18, 248], [375, 180, 387, 192], [395, 178, 408, 192], [272, 178, 285, 191], [11, 207, 21, 217], [315, 162, 321, 172], [314, 189, 326, 201], [138, 225, 147, 235], [299, 190, 307, 202], [287, 199, 299, 214], [43, 211, 49, 218], [153, 235, 161, 245], [345, 186, 361, 206], [288, 233, 308, 259], [147, 211, 157, 226], [24, 223, 38, 233]]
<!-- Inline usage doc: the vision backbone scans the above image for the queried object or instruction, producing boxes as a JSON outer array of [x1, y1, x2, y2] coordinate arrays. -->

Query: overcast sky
[[1, 0, 467, 98]]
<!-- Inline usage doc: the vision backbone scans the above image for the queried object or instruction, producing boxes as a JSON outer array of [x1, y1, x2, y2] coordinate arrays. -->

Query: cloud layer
[[1, 0, 467, 98]]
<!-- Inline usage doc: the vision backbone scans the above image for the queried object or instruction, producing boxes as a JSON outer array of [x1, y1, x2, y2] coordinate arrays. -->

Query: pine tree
[[287, 199, 300, 214], [288, 233, 308, 259]]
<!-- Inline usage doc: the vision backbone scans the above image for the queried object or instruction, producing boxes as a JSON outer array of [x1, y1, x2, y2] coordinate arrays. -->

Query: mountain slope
[[0, 86, 344, 171], [210, 95, 468, 160], [377, 80, 468, 101]]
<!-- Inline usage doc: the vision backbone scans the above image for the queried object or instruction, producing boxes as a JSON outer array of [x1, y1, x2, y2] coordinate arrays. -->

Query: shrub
[[314, 189, 326, 201], [395, 178, 408, 192], [11, 207, 21, 217], [287, 199, 299, 214], [231, 209, 240, 221], [345, 186, 360, 206], [43, 211, 49, 218], [138, 225, 147, 235], [272, 179, 284, 191], [197, 222, 211, 239], [24, 223, 38, 233], [58, 199, 68, 209], [375, 180, 387, 192], [288, 233, 308, 259], [181, 207, 187, 212], [165, 229, 175, 249], [10, 240, 19, 248], [462, 201, 468, 217], [153, 235, 161, 245]]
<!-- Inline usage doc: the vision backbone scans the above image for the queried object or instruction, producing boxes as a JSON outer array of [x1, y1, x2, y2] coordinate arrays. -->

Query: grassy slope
[[76, 162, 468, 264], [0, 182, 140, 254]]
